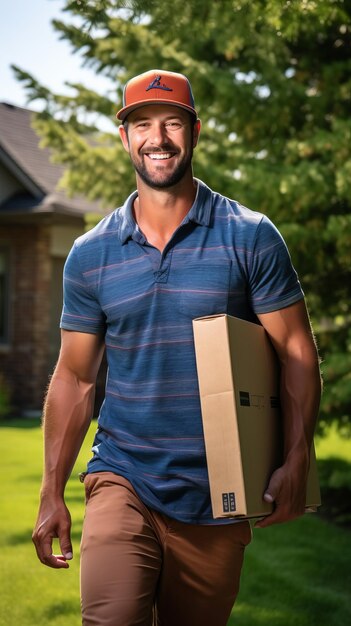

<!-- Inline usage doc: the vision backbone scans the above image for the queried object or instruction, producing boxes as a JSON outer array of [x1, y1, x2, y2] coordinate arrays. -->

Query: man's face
[[119, 105, 200, 190]]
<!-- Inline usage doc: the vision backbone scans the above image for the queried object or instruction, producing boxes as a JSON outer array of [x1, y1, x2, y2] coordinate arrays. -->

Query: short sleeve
[[249, 216, 304, 314], [60, 242, 106, 334]]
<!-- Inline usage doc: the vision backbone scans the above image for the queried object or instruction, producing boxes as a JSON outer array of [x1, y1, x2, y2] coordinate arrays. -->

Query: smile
[[146, 153, 174, 160]]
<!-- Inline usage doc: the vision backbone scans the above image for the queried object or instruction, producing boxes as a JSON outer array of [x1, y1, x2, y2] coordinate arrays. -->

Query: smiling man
[[120, 105, 198, 189], [32, 70, 321, 626]]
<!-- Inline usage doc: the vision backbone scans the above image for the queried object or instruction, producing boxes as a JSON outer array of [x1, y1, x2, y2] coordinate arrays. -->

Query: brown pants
[[80, 472, 251, 626]]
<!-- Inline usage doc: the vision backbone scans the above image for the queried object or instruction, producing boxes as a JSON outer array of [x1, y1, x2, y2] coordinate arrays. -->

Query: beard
[[130, 146, 194, 190]]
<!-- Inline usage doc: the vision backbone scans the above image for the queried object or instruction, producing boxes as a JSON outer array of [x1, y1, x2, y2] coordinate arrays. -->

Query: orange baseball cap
[[117, 70, 197, 121]]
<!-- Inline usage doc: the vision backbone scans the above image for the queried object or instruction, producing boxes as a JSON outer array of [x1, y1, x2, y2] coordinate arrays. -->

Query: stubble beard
[[130, 148, 194, 190]]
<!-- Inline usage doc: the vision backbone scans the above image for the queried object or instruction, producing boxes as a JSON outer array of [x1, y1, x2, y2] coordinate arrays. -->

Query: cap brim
[[116, 99, 197, 121]]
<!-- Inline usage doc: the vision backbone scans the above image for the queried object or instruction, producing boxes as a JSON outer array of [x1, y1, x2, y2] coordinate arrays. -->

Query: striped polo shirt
[[61, 179, 304, 524]]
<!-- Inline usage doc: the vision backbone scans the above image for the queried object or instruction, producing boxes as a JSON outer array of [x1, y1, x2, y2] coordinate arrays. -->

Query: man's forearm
[[33, 330, 104, 567], [279, 342, 322, 472], [41, 372, 96, 497], [256, 302, 322, 527]]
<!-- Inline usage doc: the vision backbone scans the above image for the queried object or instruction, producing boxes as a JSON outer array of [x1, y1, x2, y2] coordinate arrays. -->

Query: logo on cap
[[146, 75, 173, 93]]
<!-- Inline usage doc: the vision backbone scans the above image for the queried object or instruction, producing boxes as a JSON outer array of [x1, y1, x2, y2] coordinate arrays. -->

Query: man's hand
[[255, 458, 308, 529], [32, 495, 73, 569]]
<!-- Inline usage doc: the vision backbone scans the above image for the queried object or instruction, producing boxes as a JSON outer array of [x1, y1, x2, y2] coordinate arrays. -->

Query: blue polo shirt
[[61, 179, 304, 524]]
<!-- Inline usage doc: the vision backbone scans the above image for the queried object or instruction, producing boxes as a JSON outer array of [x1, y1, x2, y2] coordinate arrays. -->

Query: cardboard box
[[192, 314, 321, 519]]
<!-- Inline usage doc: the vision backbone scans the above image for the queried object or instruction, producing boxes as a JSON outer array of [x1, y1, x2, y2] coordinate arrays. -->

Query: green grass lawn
[[0, 419, 350, 626]]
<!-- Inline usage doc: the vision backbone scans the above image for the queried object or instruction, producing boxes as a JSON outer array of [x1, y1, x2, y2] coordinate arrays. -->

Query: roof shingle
[[0, 102, 103, 216]]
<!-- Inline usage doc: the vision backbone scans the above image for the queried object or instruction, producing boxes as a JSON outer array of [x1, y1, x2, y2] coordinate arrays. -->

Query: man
[[33, 70, 321, 626]]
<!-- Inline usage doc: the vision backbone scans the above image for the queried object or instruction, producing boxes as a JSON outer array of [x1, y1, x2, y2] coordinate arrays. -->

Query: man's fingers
[[32, 529, 52, 563], [34, 537, 71, 569], [40, 536, 72, 568], [255, 462, 309, 528], [255, 511, 280, 528], [32, 514, 72, 569], [44, 554, 71, 569]]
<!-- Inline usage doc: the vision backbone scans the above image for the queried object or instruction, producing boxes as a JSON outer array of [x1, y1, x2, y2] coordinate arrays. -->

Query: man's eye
[[166, 122, 181, 128]]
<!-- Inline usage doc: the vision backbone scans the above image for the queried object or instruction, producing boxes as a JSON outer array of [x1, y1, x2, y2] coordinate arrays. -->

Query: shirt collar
[[118, 190, 140, 244], [118, 179, 212, 245], [186, 179, 212, 226]]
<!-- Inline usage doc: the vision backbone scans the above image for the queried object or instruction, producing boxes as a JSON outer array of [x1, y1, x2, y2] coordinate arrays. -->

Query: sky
[[0, 0, 112, 112]]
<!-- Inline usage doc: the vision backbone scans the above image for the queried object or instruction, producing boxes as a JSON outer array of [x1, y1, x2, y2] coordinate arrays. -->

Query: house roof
[[0, 102, 103, 218]]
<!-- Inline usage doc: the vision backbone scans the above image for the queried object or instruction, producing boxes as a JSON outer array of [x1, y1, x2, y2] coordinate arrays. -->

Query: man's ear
[[193, 119, 201, 148], [119, 124, 130, 153]]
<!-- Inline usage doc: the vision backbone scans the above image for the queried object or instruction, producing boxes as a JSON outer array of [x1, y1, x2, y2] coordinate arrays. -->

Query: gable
[[0, 102, 103, 219]]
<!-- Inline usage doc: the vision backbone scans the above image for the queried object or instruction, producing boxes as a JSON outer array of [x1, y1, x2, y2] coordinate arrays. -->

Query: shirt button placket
[[154, 248, 172, 283]]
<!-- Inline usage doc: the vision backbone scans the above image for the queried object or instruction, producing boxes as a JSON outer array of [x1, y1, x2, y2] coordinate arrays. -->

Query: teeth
[[148, 153, 173, 160]]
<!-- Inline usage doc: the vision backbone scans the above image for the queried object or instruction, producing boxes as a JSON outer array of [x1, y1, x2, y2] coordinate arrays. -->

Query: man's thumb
[[60, 535, 73, 560], [263, 491, 275, 503], [263, 471, 282, 504]]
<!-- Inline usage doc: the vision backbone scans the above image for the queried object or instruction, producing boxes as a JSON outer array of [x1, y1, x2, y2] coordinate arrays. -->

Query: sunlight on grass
[[233, 514, 351, 626], [1, 418, 350, 626], [0, 418, 94, 626]]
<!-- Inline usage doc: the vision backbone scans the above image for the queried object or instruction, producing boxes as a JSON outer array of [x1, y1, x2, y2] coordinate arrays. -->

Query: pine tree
[[13, 0, 351, 431]]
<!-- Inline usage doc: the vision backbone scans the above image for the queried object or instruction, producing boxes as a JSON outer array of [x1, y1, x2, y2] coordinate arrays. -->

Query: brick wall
[[0, 223, 52, 412]]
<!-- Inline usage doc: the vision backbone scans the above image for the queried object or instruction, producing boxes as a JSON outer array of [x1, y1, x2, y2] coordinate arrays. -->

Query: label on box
[[239, 391, 250, 406], [222, 492, 236, 513]]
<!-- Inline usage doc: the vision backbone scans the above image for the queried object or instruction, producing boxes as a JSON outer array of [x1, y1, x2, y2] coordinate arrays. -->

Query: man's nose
[[149, 123, 167, 145]]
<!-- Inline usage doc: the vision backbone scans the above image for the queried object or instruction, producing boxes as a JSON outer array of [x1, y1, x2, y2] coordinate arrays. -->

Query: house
[[0, 102, 105, 415]]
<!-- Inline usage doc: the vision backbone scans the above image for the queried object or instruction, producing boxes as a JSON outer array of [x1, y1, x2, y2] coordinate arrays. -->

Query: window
[[0, 248, 10, 344]]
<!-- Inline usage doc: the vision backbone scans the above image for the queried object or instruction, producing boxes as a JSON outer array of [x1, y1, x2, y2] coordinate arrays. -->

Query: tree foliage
[[13, 0, 351, 431]]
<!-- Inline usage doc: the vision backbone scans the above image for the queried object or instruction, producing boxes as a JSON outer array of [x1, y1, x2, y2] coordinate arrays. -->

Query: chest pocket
[[176, 261, 231, 319]]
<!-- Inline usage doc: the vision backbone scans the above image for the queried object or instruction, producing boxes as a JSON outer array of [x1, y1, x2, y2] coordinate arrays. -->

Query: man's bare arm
[[255, 299, 322, 528], [32, 329, 105, 568]]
